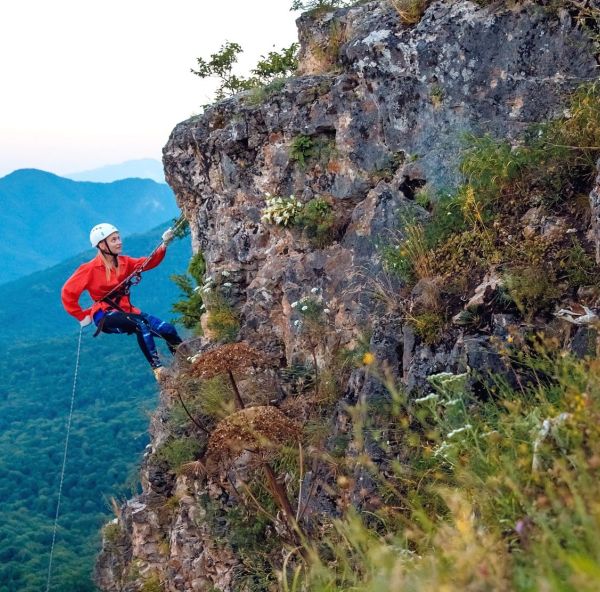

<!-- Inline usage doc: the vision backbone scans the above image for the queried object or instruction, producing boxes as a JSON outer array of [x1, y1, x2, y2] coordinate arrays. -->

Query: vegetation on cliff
[[96, 2, 600, 591]]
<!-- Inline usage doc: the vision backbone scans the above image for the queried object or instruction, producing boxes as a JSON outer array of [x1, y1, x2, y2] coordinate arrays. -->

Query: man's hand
[[80, 315, 92, 328], [162, 228, 175, 244]]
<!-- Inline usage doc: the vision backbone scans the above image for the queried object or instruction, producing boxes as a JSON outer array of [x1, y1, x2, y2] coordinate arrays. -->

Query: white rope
[[45, 325, 83, 592]]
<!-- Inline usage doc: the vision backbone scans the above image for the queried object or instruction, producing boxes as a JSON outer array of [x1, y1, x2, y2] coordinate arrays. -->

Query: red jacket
[[61, 246, 167, 321]]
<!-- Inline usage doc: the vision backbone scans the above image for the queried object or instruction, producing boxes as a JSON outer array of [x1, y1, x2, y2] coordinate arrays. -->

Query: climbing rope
[[45, 325, 83, 592], [45, 217, 189, 588]]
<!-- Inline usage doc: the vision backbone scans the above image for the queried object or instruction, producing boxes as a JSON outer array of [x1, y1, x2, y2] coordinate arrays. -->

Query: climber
[[61, 223, 183, 380]]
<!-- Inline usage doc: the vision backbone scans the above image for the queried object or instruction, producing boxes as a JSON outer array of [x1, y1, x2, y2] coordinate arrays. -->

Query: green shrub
[[296, 197, 336, 246], [188, 251, 206, 282], [206, 298, 240, 342], [155, 437, 201, 473], [192, 41, 298, 102], [171, 251, 206, 332], [545, 80, 600, 173], [245, 77, 288, 106], [197, 376, 237, 420], [140, 573, 163, 592], [290, 134, 317, 168], [252, 44, 298, 80], [382, 223, 433, 284], [191, 41, 256, 100], [167, 374, 234, 431], [102, 521, 122, 546], [559, 236, 600, 289], [290, 0, 352, 13], [414, 185, 433, 209], [504, 265, 562, 319], [406, 310, 446, 345]]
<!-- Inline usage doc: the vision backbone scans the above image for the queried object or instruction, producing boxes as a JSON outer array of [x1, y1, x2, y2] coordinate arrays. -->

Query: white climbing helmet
[[90, 223, 119, 247]]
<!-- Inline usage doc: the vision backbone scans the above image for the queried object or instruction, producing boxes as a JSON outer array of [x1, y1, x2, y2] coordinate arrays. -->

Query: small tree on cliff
[[191, 41, 298, 101], [290, 0, 352, 12]]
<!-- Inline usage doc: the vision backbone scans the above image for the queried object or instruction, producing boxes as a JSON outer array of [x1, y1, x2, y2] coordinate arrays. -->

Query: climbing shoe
[[153, 367, 166, 381]]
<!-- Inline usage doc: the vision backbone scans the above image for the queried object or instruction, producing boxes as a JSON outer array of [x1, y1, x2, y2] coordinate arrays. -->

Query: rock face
[[95, 2, 598, 591], [590, 159, 600, 263], [162, 0, 596, 377]]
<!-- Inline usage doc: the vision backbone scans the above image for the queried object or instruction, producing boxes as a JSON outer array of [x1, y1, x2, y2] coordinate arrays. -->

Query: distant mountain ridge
[[0, 168, 178, 284], [65, 158, 165, 183]]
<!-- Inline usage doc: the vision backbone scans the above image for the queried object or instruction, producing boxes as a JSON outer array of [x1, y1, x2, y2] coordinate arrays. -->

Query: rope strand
[[45, 325, 83, 592]]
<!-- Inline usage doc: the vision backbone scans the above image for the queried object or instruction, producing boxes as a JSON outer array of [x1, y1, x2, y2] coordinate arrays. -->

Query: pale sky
[[0, 0, 299, 177]]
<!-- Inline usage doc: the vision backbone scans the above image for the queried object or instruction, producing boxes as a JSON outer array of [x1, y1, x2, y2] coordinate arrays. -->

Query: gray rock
[[589, 159, 600, 264]]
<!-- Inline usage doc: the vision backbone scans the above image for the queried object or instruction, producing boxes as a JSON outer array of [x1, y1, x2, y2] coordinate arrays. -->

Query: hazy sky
[[0, 1, 299, 177]]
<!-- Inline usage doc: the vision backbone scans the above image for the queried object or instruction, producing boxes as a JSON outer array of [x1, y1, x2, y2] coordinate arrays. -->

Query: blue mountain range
[[0, 168, 179, 284]]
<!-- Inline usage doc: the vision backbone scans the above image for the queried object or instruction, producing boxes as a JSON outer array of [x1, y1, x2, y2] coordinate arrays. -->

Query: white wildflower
[[532, 412, 572, 472], [433, 441, 453, 457], [311, 287, 319, 294], [291, 301, 298, 308], [294, 320, 301, 326], [414, 393, 439, 404], [323, 308, 331, 314], [221, 270, 230, 277], [222, 282, 232, 287], [445, 398, 461, 406], [447, 425, 472, 439], [301, 305, 308, 311]]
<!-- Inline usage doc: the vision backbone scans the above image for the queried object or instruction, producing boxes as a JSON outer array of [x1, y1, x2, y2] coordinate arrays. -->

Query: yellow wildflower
[[362, 352, 375, 365]]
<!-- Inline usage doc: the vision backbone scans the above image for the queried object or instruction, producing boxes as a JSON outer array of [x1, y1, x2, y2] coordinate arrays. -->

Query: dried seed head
[[190, 342, 274, 380], [205, 406, 301, 472]]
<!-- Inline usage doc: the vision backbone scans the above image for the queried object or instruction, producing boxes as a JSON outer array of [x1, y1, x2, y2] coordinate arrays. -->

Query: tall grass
[[283, 345, 600, 591]]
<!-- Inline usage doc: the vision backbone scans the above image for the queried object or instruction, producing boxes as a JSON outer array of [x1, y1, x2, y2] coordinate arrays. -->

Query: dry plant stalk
[[205, 406, 301, 470], [190, 342, 271, 380], [190, 342, 276, 409], [205, 405, 303, 538], [389, 0, 428, 25], [404, 223, 434, 280]]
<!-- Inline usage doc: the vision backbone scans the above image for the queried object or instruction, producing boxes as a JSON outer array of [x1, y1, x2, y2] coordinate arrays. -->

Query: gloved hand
[[80, 315, 92, 328], [162, 228, 175, 244]]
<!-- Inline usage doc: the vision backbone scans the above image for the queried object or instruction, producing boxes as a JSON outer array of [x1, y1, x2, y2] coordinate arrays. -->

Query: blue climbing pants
[[93, 310, 182, 368]]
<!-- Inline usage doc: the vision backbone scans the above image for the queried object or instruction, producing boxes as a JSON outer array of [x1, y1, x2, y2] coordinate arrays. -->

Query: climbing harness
[[45, 325, 83, 592], [92, 215, 187, 339]]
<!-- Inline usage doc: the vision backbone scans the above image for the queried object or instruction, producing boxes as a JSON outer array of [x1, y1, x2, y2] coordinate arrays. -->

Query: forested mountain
[[0, 224, 192, 592], [0, 169, 178, 284]]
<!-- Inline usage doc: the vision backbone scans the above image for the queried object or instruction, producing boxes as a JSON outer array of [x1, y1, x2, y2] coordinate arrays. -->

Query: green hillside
[[0, 225, 192, 591], [0, 169, 179, 284]]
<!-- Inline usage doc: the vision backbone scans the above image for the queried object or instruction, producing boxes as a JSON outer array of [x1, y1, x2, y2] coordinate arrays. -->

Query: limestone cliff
[[95, 1, 599, 590]]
